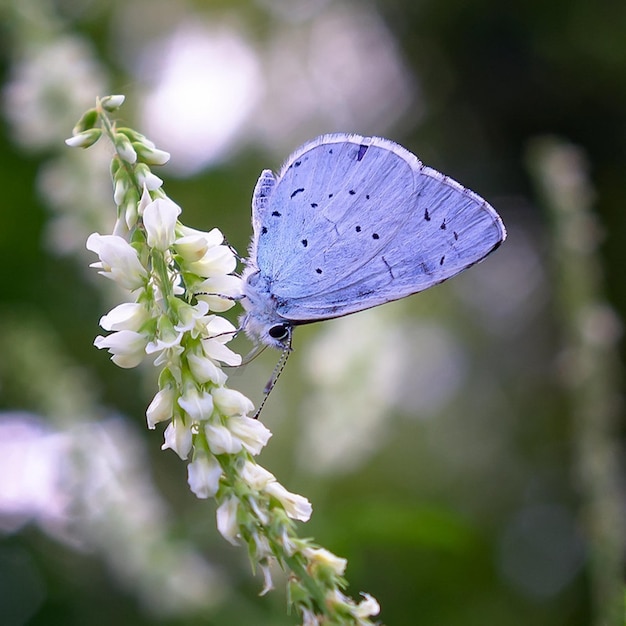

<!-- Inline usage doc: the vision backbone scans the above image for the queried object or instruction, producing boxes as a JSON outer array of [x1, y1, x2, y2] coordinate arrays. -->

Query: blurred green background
[[0, 1, 624, 625]]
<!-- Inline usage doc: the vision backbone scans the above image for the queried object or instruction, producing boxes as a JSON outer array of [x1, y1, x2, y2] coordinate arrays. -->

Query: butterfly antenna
[[222, 235, 244, 264], [253, 330, 292, 419]]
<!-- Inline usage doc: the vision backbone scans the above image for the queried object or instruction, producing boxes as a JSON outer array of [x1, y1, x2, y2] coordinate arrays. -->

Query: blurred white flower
[[216, 496, 240, 545], [146, 387, 176, 429], [161, 419, 193, 460], [264, 481, 312, 522], [187, 453, 222, 499], [242, 461, 312, 522], [303, 547, 347, 576], [354, 593, 380, 619], [3, 36, 107, 150]]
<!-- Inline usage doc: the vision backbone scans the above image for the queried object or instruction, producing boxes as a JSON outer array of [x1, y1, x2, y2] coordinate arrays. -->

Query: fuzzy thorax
[[240, 268, 293, 350]]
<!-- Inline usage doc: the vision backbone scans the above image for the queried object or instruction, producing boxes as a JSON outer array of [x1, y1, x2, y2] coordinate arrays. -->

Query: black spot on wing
[[372, 233, 380, 240], [440, 219, 447, 230], [261, 226, 268, 235], [349, 189, 356, 195], [453, 231, 459, 241], [440, 255, 445, 265], [301, 239, 308, 247], [272, 211, 281, 217], [355, 225, 362, 232], [424, 208, 431, 221], [291, 188, 305, 199], [366, 194, 370, 200], [311, 203, 318, 208], [315, 268, 322, 274], [357, 144, 368, 161]]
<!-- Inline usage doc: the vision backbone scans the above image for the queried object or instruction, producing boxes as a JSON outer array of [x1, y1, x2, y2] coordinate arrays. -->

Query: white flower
[[137, 185, 152, 216], [86, 233, 147, 291], [187, 245, 237, 277], [259, 563, 274, 596], [302, 608, 321, 626], [146, 316, 185, 367], [241, 461, 275, 489], [4, 36, 106, 150], [65, 128, 101, 148], [264, 481, 312, 522], [161, 419, 193, 459], [100, 94, 125, 111], [113, 177, 128, 206], [205, 315, 239, 340], [187, 351, 227, 385], [174, 300, 211, 336], [303, 547, 347, 576], [123, 196, 139, 230], [205, 423, 242, 455], [202, 337, 241, 367], [115, 134, 137, 164], [94, 329, 148, 368], [143, 197, 181, 251], [146, 386, 176, 429], [227, 415, 271, 455], [187, 453, 222, 498], [137, 144, 171, 166], [216, 496, 240, 545], [176, 225, 224, 248], [354, 593, 381, 620], [99, 302, 149, 332], [136, 165, 163, 190], [178, 386, 214, 421], [174, 234, 212, 263], [146, 329, 184, 357], [241, 461, 312, 521], [212, 387, 254, 417], [195, 275, 243, 313]]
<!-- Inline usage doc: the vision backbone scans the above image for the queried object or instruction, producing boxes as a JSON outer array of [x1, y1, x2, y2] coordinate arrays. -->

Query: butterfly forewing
[[251, 134, 505, 323]]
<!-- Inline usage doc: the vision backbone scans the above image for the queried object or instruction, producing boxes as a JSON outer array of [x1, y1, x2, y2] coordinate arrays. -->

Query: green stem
[[527, 136, 625, 626]]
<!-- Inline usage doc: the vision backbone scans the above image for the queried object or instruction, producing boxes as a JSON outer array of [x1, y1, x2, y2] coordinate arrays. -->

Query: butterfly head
[[240, 269, 294, 350]]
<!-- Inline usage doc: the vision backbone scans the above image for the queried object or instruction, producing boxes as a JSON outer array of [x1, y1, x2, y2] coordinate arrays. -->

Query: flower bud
[[65, 128, 102, 148], [100, 94, 126, 111]]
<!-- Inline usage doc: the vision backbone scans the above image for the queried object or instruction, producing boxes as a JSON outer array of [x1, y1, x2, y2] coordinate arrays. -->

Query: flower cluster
[[67, 95, 380, 625]]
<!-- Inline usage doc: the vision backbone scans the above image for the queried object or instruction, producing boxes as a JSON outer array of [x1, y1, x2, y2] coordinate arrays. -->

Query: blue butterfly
[[241, 133, 506, 350]]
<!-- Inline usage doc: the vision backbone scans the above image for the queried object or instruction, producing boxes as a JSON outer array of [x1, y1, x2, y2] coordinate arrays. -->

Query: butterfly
[[240, 133, 506, 351]]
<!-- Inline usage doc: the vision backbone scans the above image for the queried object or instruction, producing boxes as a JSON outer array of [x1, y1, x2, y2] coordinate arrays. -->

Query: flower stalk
[[67, 95, 381, 625]]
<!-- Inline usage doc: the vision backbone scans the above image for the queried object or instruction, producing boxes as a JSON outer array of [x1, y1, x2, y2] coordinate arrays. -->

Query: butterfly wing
[[251, 133, 505, 323]]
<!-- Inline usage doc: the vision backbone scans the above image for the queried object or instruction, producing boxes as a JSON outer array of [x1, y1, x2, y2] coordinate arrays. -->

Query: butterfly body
[[241, 133, 506, 349]]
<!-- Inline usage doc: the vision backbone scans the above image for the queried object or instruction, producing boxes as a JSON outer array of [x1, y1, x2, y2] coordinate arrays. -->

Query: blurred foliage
[[0, 0, 624, 625]]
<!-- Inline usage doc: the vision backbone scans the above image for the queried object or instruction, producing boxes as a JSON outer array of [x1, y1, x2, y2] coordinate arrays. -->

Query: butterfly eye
[[268, 323, 290, 341]]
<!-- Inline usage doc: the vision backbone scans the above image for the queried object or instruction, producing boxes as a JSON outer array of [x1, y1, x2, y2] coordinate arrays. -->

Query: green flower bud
[[71, 108, 98, 134], [64, 128, 102, 149], [100, 94, 126, 111]]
